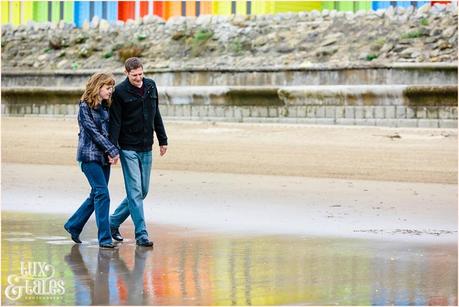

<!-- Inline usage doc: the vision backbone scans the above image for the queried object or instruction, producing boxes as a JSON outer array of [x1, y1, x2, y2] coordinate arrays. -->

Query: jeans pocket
[[120, 149, 137, 162]]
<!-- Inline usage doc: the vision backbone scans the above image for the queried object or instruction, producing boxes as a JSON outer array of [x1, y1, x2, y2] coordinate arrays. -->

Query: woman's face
[[99, 84, 113, 101]]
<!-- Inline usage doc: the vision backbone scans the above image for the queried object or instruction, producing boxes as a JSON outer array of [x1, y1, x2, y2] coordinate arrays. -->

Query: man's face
[[126, 67, 144, 88]]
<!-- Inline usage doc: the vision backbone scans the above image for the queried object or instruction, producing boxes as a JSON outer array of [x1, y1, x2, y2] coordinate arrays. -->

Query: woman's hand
[[109, 154, 119, 165]]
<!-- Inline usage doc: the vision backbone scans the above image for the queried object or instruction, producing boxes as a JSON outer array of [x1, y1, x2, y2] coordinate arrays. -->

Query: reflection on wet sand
[[64, 244, 151, 305], [2, 212, 457, 305]]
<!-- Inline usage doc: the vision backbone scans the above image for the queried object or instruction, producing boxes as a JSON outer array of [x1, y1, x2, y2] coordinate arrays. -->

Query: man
[[109, 57, 168, 247]]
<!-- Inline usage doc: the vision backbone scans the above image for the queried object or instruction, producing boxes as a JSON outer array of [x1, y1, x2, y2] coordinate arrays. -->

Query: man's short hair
[[125, 57, 143, 72]]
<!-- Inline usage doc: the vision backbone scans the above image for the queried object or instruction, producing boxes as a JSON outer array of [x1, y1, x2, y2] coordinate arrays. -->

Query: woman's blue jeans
[[65, 162, 112, 245], [110, 150, 152, 241]]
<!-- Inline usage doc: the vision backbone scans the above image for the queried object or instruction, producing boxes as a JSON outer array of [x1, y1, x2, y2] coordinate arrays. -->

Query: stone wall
[[1, 4, 457, 71]]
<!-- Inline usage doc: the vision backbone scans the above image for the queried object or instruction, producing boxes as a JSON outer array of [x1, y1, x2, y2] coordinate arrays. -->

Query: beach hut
[[212, 1, 233, 15], [163, 1, 183, 19], [322, 1, 371, 12], [271, 1, 321, 13], [396, 1, 429, 8], [118, 1, 135, 21], [75, 1, 114, 27], [197, 1, 213, 15]]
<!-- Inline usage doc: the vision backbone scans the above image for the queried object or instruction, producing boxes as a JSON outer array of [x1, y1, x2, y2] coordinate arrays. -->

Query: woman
[[64, 72, 119, 248]]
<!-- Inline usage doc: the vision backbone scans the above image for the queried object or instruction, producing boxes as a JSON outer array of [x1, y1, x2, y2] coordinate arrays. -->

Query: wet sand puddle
[[1, 212, 457, 306]]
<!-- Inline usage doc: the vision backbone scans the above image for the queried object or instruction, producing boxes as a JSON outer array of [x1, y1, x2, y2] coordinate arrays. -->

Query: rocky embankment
[[1, 3, 457, 71]]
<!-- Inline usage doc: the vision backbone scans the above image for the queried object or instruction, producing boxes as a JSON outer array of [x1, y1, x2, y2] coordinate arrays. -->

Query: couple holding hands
[[64, 57, 168, 248]]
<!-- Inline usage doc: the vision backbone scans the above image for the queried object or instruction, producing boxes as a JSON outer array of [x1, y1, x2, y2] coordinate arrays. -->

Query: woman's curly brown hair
[[81, 72, 115, 108]]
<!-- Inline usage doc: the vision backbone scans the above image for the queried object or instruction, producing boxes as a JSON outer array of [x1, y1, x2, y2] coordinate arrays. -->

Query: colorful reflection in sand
[[2, 212, 457, 305]]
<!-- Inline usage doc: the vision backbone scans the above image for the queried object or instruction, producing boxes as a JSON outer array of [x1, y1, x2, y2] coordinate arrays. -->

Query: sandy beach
[[2, 117, 457, 184], [1, 117, 457, 242], [1, 116, 457, 305]]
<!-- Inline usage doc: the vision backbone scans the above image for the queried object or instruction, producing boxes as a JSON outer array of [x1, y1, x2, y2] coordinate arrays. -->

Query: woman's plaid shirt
[[76, 101, 119, 165]]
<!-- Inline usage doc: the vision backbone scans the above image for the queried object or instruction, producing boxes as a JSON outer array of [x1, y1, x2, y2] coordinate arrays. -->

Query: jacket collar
[[123, 77, 153, 97]]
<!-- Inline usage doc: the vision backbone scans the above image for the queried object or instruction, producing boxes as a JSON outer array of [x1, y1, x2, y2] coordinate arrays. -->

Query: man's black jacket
[[109, 77, 168, 152]]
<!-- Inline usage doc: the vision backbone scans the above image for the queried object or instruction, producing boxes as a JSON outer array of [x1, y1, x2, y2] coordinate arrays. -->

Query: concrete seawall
[[1, 64, 457, 128], [2, 64, 457, 87], [2, 84, 457, 128]]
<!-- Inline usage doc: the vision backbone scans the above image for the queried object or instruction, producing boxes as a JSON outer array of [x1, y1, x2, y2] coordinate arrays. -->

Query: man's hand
[[159, 145, 168, 157], [109, 154, 119, 165]]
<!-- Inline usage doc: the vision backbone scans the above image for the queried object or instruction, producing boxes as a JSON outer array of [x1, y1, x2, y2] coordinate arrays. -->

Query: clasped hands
[[108, 155, 119, 165], [109, 146, 167, 165]]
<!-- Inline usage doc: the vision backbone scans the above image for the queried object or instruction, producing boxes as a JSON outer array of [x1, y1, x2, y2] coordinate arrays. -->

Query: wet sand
[[2, 163, 457, 243], [2, 212, 457, 306]]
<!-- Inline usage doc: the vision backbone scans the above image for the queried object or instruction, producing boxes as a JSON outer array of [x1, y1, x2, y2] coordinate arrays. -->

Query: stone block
[[426, 107, 439, 119], [200, 106, 210, 117], [336, 118, 356, 126], [58, 104, 67, 115], [439, 120, 458, 128], [305, 106, 315, 118], [47, 105, 55, 115], [224, 107, 234, 118], [251, 107, 268, 117], [385, 106, 396, 119], [438, 107, 454, 119], [66, 105, 74, 116], [335, 106, 345, 118], [316, 118, 336, 125], [296, 118, 317, 125], [416, 107, 427, 119], [363, 106, 375, 119], [191, 106, 200, 117], [277, 107, 288, 117], [315, 106, 325, 118], [159, 105, 168, 116], [296, 106, 307, 118], [375, 119, 398, 127], [395, 106, 406, 119], [175, 105, 183, 117], [406, 107, 416, 119], [418, 119, 439, 128], [233, 108, 243, 121], [169, 105, 177, 117], [374, 106, 385, 119], [354, 119, 376, 126], [325, 106, 336, 118], [241, 107, 251, 117], [395, 119, 418, 128], [243, 117, 261, 123], [247, 117, 278, 123], [268, 107, 279, 117], [354, 106, 364, 119], [183, 105, 192, 117], [285, 106, 297, 118], [280, 118, 300, 124], [214, 106, 226, 117], [207, 106, 216, 117], [344, 106, 355, 119]]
